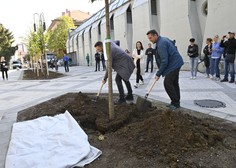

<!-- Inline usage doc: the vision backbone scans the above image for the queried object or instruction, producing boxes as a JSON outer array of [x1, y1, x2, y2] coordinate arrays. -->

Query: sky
[[0, 0, 105, 44]]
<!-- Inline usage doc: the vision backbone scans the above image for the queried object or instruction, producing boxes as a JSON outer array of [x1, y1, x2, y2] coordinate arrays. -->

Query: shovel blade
[[136, 96, 152, 112]]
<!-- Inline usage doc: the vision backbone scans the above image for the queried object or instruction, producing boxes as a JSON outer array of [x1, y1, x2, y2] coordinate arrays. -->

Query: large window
[[98, 22, 101, 35], [126, 7, 132, 23], [110, 15, 114, 30], [151, 0, 157, 15]]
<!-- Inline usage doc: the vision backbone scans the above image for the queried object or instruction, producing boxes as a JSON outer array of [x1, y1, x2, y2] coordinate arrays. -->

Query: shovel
[[96, 83, 104, 100], [136, 80, 157, 111]]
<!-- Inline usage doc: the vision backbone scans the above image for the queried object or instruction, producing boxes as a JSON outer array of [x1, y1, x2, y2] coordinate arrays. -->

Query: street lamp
[[33, 13, 49, 76]]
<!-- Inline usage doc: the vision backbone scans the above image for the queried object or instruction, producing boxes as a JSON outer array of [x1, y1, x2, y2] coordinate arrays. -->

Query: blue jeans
[[223, 60, 235, 81], [210, 58, 220, 78], [189, 57, 198, 77]]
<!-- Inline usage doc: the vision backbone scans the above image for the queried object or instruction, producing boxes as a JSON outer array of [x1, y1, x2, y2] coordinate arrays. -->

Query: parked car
[[12, 61, 22, 69]]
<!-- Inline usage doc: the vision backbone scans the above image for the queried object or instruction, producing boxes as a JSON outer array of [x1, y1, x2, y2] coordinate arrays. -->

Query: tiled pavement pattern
[[1, 66, 236, 167]]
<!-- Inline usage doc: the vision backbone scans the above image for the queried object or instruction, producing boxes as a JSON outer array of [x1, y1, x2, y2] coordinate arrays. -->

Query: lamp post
[[33, 13, 49, 76]]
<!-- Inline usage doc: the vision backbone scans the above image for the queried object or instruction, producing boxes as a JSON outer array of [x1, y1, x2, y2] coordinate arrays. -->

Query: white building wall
[[132, 2, 150, 50], [91, 28, 99, 66], [78, 36, 85, 66], [114, 14, 128, 50], [203, 0, 236, 50], [71, 0, 236, 67], [160, 0, 192, 62], [84, 30, 91, 66]]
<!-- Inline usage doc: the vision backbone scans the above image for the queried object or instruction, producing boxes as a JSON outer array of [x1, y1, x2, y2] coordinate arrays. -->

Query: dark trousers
[[163, 68, 181, 106], [64, 61, 69, 72], [146, 57, 153, 72], [95, 61, 100, 71], [1, 70, 8, 80], [115, 73, 132, 100], [136, 59, 143, 83], [101, 60, 106, 70]]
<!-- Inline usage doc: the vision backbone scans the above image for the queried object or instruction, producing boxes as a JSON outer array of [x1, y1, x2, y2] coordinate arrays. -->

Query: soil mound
[[17, 92, 236, 168]]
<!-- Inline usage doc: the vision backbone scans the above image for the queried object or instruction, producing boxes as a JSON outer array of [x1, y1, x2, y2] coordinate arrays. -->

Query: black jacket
[[203, 44, 212, 67], [187, 44, 199, 58], [145, 48, 154, 59], [220, 38, 236, 55], [0, 61, 8, 71]]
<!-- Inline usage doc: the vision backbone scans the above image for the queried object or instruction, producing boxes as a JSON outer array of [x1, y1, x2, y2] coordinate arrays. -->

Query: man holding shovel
[[146, 29, 184, 110], [94, 41, 135, 104]]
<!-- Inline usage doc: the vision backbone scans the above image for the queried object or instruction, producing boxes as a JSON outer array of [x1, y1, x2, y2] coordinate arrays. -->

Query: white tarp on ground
[[5, 111, 102, 168]]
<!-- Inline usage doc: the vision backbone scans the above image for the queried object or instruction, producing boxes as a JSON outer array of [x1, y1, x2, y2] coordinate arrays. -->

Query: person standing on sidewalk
[[0, 56, 8, 80], [132, 41, 145, 88], [145, 43, 154, 73], [203, 38, 212, 78], [146, 29, 184, 110], [94, 41, 135, 104], [210, 35, 224, 80], [187, 38, 199, 79], [63, 53, 69, 72], [86, 53, 90, 66], [94, 52, 100, 72], [220, 31, 236, 83]]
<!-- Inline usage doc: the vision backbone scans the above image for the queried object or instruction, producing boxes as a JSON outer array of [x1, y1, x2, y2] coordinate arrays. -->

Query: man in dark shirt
[[220, 31, 236, 83], [94, 52, 100, 72], [145, 43, 154, 73]]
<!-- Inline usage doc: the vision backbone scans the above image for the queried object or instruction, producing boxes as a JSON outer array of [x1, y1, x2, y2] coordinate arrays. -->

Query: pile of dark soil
[[22, 69, 64, 80], [17, 92, 236, 168]]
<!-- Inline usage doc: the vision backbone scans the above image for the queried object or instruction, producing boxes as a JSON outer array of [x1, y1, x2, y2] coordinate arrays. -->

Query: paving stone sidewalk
[[0, 66, 236, 167]]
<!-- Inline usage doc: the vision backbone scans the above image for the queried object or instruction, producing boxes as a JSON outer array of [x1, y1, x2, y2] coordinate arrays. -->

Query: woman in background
[[0, 56, 8, 80], [132, 41, 145, 88]]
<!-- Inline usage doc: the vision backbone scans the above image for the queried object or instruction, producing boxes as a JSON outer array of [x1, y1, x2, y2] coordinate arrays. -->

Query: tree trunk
[[105, 0, 114, 120]]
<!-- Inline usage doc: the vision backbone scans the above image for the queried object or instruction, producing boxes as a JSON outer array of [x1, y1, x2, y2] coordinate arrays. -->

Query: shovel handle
[[145, 80, 157, 98], [97, 83, 104, 97]]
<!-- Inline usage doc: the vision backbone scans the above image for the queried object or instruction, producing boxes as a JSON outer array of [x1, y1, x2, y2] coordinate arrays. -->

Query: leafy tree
[[0, 23, 15, 62], [47, 15, 75, 58]]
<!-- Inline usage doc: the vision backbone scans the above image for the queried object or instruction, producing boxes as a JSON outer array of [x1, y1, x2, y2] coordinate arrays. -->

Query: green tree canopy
[[47, 15, 75, 58], [0, 23, 15, 62]]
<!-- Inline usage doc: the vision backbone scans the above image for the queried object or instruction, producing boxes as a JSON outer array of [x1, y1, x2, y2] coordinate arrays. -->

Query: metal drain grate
[[194, 99, 226, 108]]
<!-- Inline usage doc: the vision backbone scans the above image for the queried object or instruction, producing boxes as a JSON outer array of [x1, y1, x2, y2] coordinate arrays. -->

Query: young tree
[[91, 0, 114, 120]]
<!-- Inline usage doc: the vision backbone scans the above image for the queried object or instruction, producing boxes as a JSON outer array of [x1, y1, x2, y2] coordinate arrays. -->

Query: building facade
[[67, 0, 236, 68]]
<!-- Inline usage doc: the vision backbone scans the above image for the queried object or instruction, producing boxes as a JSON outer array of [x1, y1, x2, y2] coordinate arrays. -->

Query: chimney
[[62, 12, 65, 16], [68, 11, 71, 17], [66, 9, 69, 13]]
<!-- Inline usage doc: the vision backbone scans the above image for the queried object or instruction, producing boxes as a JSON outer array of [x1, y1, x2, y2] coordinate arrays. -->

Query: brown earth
[[22, 69, 64, 80], [17, 91, 236, 168]]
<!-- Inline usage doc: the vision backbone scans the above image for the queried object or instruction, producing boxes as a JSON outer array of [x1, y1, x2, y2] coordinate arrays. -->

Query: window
[[126, 7, 132, 23], [110, 15, 114, 30], [202, 1, 208, 16], [98, 22, 101, 35], [151, 0, 157, 15]]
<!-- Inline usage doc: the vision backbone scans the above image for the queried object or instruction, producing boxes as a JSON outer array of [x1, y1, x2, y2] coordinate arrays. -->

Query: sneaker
[[215, 77, 221, 81], [134, 83, 139, 88], [140, 80, 144, 85], [166, 103, 180, 108], [193, 76, 196, 79], [190, 76, 193, 79], [229, 80, 234, 83], [125, 94, 134, 101], [220, 79, 228, 82], [114, 99, 126, 105], [168, 104, 180, 111]]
